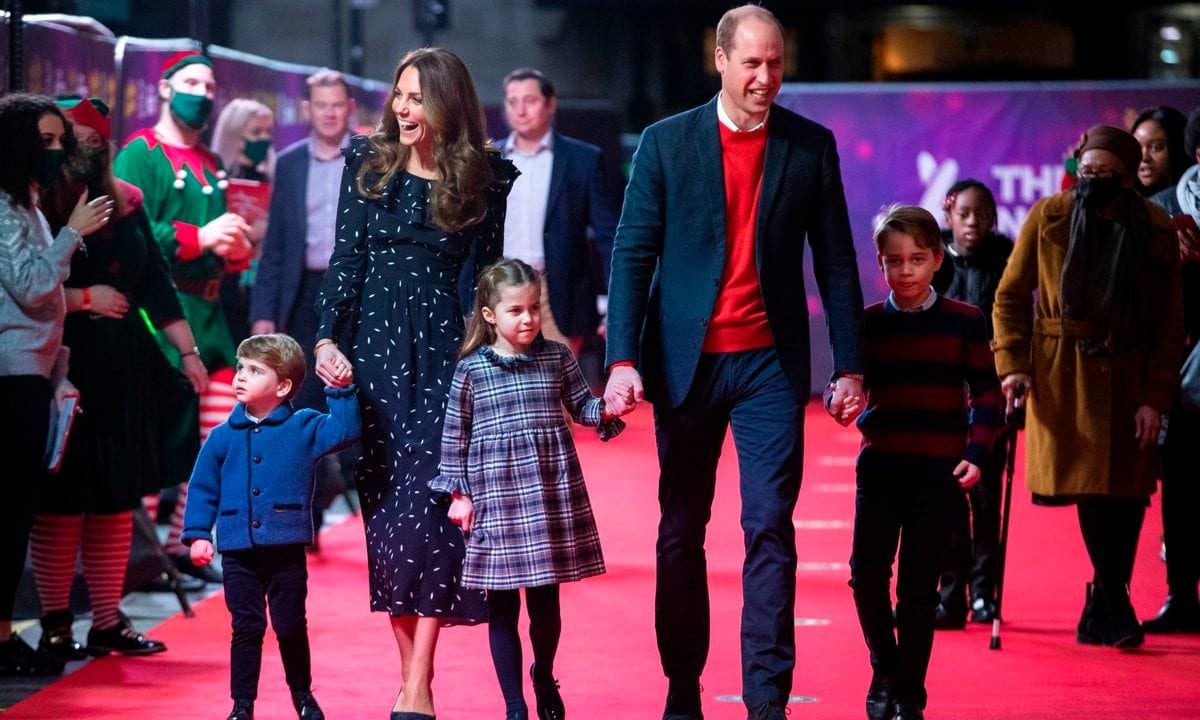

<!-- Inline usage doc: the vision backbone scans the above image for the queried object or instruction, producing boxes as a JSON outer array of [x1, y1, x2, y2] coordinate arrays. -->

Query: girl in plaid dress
[[431, 259, 631, 720]]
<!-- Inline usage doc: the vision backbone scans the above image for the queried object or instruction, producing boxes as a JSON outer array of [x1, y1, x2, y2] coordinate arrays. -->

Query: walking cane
[[990, 385, 1025, 650]]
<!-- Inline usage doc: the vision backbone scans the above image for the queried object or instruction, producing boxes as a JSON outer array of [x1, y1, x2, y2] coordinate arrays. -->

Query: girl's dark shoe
[[1076, 582, 1109, 645], [866, 675, 896, 720], [1100, 583, 1144, 648], [227, 699, 254, 720], [292, 690, 324, 719], [86, 613, 167, 656], [893, 706, 925, 720], [38, 609, 88, 661], [0, 634, 64, 676], [530, 664, 565, 720]]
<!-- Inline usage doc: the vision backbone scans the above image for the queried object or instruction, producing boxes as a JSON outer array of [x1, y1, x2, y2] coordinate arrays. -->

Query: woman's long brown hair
[[460, 258, 541, 358], [358, 48, 494, 234]]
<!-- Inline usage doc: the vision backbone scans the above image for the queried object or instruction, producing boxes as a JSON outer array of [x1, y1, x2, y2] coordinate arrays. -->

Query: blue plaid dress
[[431, 339, 622, 590]]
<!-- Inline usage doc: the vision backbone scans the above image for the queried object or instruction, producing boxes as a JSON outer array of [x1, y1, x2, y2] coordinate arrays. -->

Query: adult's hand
[[181, 353, 209, 394], [828, 376, 865, 426], [199, 212, 252, 252], [66, 190, 113, 237], [1134, 404, 1161, 449], [87, 284, 130, 318], [250, 320, 276, 336], [315, 342, 353, 387], [604, 365, 643, 416], [1001, 373, 1032, 416]]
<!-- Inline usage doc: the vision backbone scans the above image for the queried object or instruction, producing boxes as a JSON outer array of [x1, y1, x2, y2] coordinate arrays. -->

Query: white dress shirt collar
[[716, 92, 768, 133]]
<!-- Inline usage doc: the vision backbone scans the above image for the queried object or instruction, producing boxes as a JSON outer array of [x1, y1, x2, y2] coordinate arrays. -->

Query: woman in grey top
[[0, 93, 112, 677]]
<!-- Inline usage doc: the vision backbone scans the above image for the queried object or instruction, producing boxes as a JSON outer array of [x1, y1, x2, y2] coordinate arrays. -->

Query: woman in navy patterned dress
[[312, 49, 516, 720], [432, 259, 628, 720]]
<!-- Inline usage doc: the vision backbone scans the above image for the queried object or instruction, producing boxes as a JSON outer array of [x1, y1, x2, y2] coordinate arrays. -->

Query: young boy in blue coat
[[182, 334, 360, 720]]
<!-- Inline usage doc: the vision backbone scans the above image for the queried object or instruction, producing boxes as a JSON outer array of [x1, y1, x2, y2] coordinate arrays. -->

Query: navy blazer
[[606, 97, 865, 407], [461, 133, 620, 337], [250, 138, 313, 329]]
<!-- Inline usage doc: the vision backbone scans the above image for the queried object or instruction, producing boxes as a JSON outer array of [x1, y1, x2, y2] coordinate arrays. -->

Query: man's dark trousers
[[653, 348, 803, 710], [223, 544, 311, 701]]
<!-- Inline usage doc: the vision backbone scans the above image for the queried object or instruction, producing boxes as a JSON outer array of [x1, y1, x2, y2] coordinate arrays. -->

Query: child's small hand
[[448, 493, 475, 534], [190, 540, 215, 567], [954, 460, 981, 489]]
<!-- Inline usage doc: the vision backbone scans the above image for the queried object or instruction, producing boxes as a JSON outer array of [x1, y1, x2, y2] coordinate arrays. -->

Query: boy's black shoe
[[227, 699, 254, 720], [970, 597, 998, 624], [866, 676, 896, 720], [0, 634, 64, 676], [291, 690, 324, 719], [748, 701, 787, 719], [1142, 594, 1200, 633], [86, 613, 167, 656], [530, 664, 565, 720], [663, 678, 703, 720], [38, 609, 87, 661], [172, 552, 223, 583]]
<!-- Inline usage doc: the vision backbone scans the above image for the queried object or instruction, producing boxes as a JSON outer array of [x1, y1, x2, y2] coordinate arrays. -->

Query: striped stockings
[[147, 369, 236, 556], [30, 512, 133, 630]]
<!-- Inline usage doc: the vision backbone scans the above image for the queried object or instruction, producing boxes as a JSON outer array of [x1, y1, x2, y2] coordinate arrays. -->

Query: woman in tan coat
[[993, 125, 1184, 649]]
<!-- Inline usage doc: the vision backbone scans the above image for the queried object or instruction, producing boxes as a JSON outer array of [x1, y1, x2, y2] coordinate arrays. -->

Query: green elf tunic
[[114, 127, 241, 372]]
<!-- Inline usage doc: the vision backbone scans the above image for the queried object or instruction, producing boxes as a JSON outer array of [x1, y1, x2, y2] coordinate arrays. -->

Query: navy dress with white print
[[315, 135, 516, 620]]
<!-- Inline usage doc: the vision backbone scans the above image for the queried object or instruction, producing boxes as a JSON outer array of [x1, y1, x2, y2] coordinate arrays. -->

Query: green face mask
[[36, 149, 66, 187], [243, 138, 271, 165], [170, 91, 214, 130]]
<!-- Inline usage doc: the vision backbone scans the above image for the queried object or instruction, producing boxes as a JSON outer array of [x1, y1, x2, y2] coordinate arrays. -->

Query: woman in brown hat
[[992, 124, 1185, 648]]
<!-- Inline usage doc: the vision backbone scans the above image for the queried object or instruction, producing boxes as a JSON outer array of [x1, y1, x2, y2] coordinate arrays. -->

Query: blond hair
[[212, 98, 275, 180], [460, 258, 542, 358], [237, 334, 306, 400]]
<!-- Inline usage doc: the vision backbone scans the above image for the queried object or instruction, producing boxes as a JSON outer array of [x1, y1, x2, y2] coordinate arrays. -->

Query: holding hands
[[603, 365, 643, 417], [315, 341, 354, 388], [826, 375, 865, 426]]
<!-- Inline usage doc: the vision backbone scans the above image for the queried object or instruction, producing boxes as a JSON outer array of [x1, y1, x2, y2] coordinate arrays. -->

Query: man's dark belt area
[[173, 275, 221, 302]]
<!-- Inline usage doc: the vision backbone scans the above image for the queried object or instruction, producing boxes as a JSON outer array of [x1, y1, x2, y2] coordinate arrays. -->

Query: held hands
[[87, 284, 130, 319], [1001, 373, 1031, 417], [315, 342, 353, 388], [954, 459, 982, 490], [826, 376, 865, 427], [448, 493, 475, 534], [1134, 404, 1161, 450], [603, 365, 644, 416], [66, 190, 114, 237], [190, 540, 215, 567]]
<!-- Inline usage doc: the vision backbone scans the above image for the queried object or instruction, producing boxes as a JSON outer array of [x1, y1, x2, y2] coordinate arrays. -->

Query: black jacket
[[933, 230, 1013, 339]]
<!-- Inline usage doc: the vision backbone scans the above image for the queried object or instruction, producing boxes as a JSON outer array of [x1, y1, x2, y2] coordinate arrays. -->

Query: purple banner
[[775, 81, 1200, 388], [22, 18, 116, 105]]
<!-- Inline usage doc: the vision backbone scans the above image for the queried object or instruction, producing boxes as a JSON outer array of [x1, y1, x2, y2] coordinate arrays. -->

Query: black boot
[[226, 699, 254, 720], [1076, 582, 1109, 645], [38, 609, 87, 661], [1142, 594, 1200, 633], [1100, 583, 1144, 648], [291, 689, 325, 719], [530, 664, 565, 720], [865, 674, 896, 720]]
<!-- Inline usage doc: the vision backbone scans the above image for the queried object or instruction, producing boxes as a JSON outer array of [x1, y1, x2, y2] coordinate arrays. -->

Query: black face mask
[[35, 149, 65, 187], [1076, 176, 1124, 209], [69, 147, 107, 185]]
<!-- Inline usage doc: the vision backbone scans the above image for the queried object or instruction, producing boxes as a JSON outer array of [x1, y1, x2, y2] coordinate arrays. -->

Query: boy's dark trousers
[[849, 458, 958, 710], [939, 427, 1009, 612], [222, 544, 311, 702]]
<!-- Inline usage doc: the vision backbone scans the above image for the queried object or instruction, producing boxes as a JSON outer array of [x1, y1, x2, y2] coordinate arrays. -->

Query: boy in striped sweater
[[825, 204, 1004, 720]]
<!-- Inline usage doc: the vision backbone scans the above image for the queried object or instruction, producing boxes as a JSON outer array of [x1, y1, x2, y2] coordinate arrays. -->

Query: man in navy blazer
[[250, 69, 355, 411], [496, 67, 619, 354], [603, 7, 865, 720]]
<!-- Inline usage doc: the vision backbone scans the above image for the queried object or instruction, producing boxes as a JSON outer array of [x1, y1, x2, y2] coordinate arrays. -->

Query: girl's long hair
[[358, 47, 495, 234], [460, 258, 541, 358], [0, 94, 77, 209]]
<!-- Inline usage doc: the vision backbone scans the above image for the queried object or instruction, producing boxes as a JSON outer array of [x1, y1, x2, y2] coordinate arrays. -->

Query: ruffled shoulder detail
[[487, 151, 520, 198], [478, 343, 537, 369]]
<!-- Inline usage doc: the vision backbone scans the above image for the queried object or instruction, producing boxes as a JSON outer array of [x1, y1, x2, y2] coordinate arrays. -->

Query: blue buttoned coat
[[181, 385, 360, 552]]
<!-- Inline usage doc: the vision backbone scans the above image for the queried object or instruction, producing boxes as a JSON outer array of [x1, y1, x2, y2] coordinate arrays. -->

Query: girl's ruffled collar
[[478, 338, 544, 369]]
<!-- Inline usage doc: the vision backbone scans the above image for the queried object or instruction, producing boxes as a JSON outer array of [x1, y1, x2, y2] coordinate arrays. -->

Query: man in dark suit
[[603, 6, 865, 720], [250, 68, 354, 408], [250, 69, 356, 549], [498, 67, 619, 355]]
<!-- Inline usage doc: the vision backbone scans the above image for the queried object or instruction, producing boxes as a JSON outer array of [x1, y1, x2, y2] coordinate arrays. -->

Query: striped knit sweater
[[831, 294, 1004, 467]]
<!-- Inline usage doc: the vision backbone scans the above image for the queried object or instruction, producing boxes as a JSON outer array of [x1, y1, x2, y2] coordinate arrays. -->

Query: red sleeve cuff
[[609, 360, 637, 370], [224, 256, 251, 273], [172, 221, 202, 261]]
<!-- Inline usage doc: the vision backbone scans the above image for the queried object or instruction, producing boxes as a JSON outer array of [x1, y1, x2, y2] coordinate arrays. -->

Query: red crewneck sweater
[[703, 121, 773, 352]]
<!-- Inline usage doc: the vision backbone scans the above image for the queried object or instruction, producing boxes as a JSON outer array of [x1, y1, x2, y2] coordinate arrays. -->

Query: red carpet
[[9, 405, 1200, 719]]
